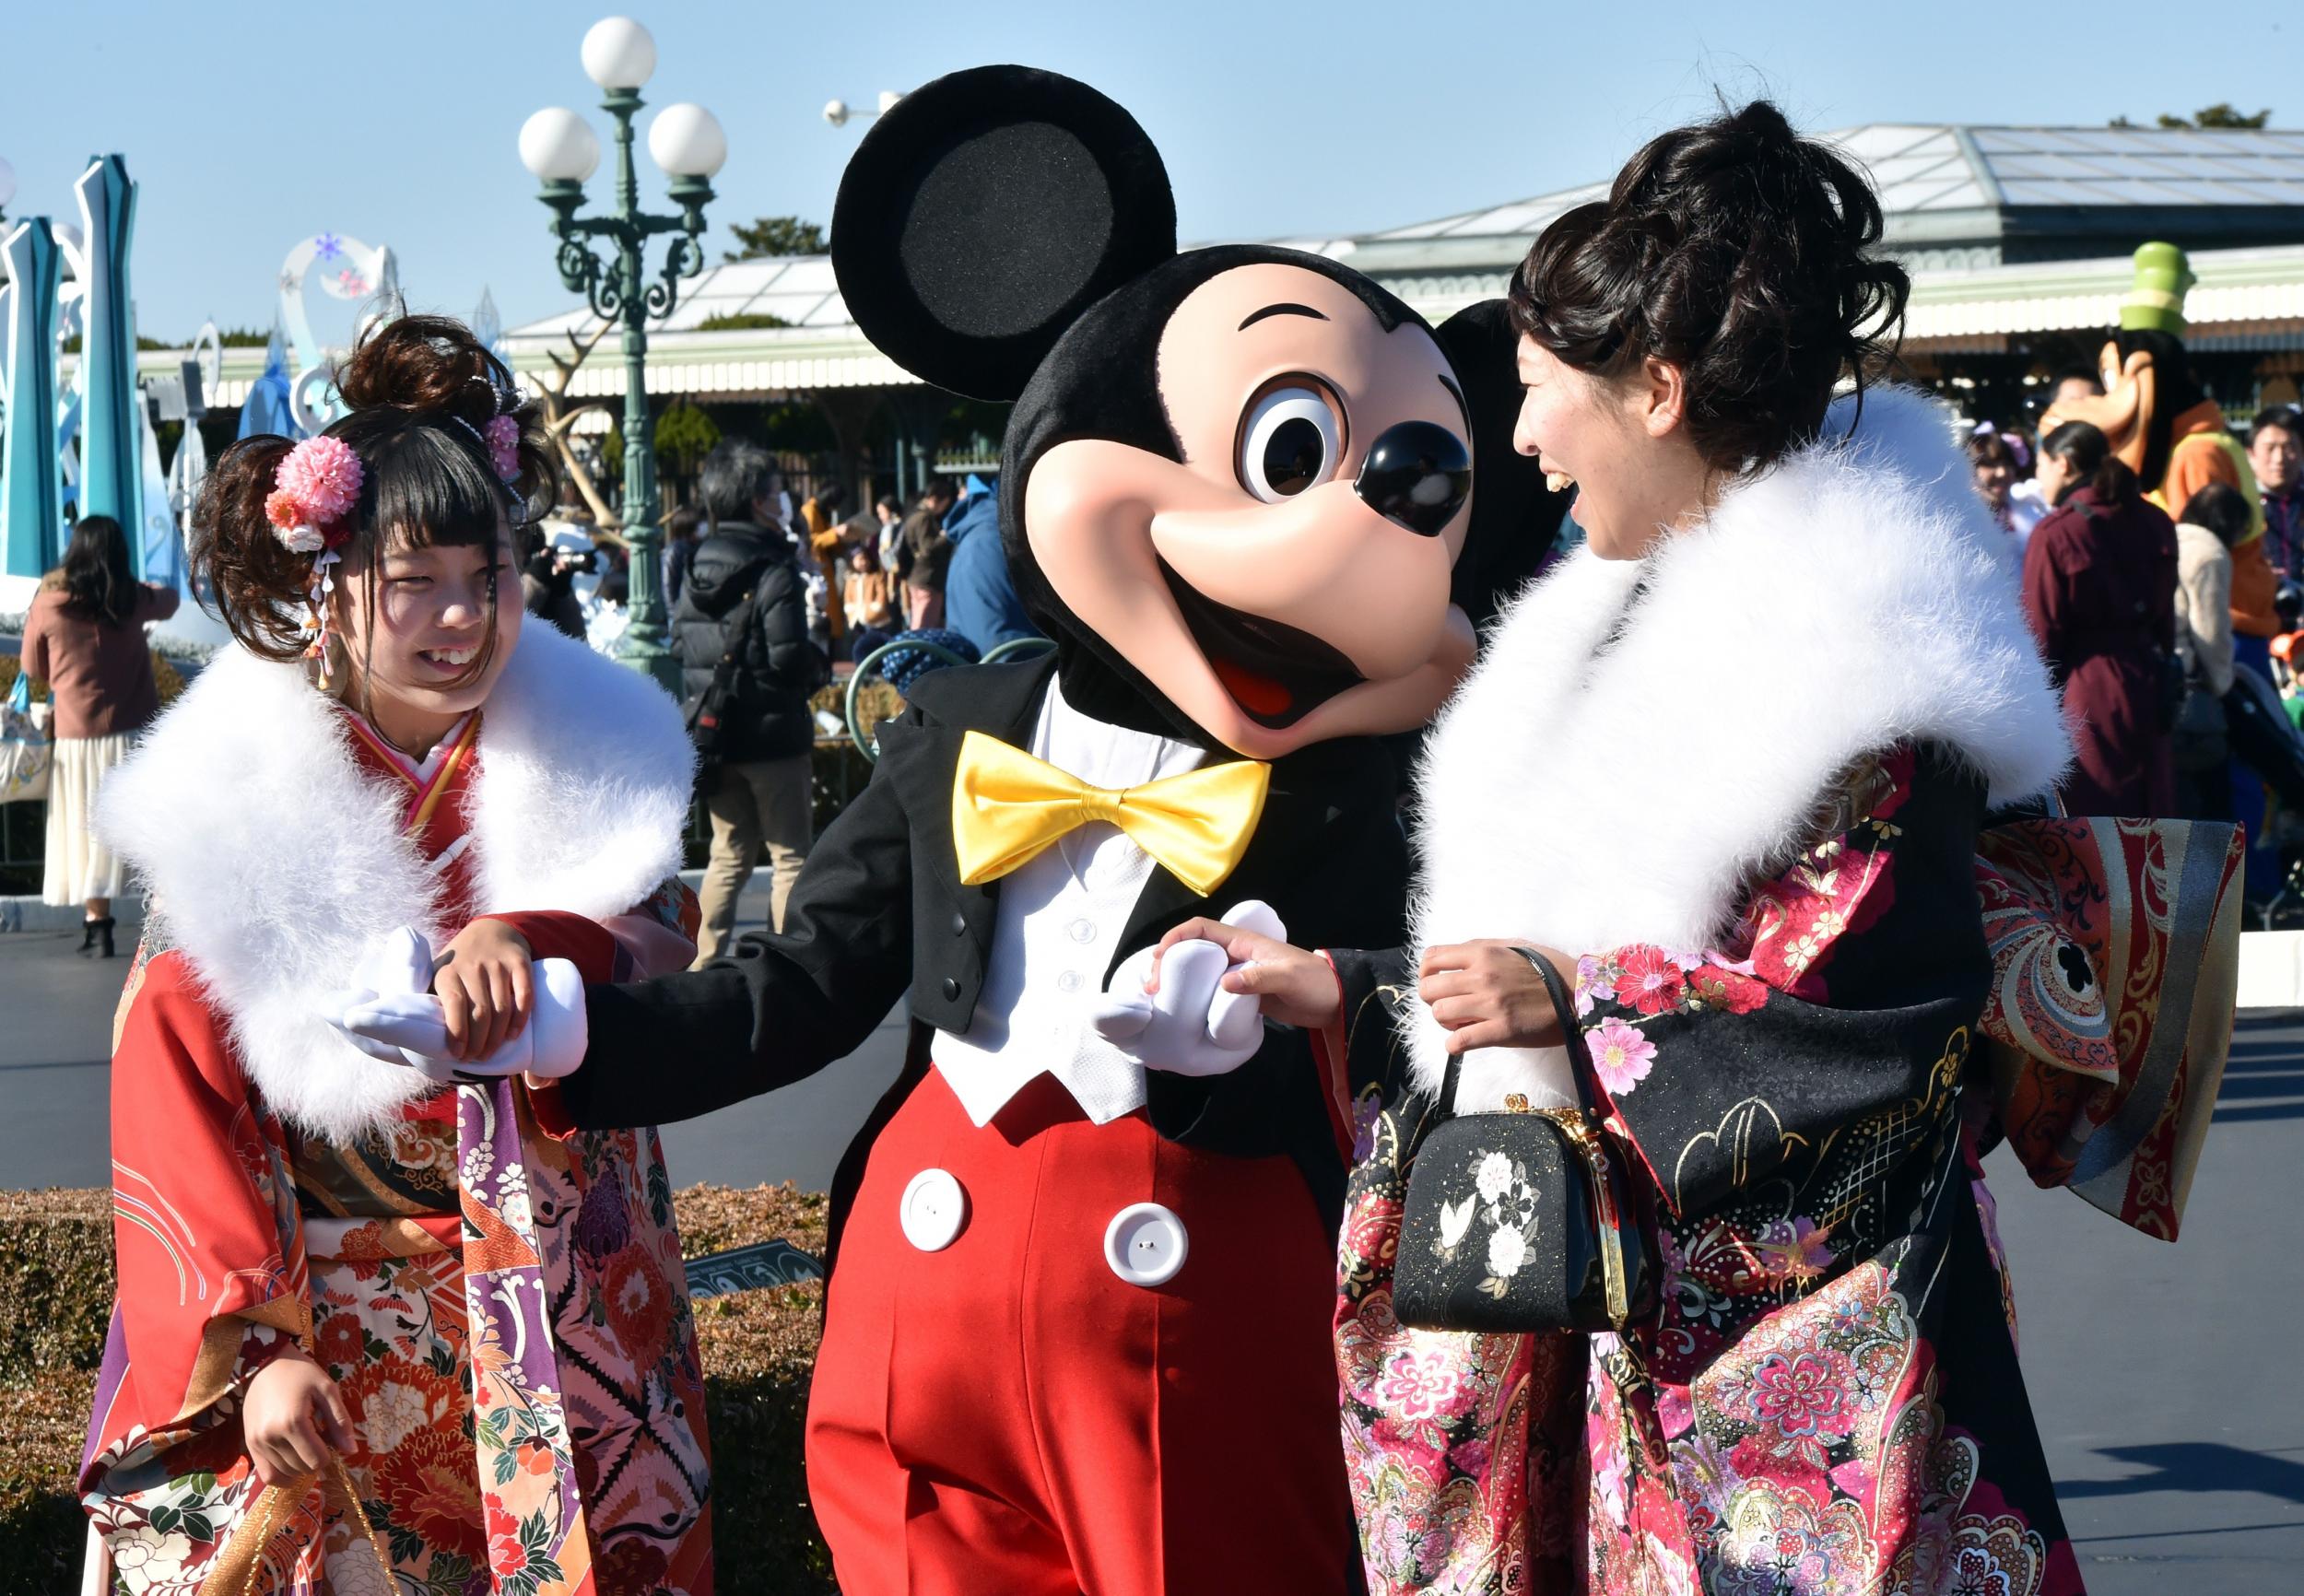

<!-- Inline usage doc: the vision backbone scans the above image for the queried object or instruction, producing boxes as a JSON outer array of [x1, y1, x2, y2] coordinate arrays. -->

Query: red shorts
[[805, 1068, 1353, 1595]]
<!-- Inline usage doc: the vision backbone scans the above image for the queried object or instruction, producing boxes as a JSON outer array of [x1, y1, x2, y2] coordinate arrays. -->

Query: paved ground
[[5, 905, 2298, 1591]]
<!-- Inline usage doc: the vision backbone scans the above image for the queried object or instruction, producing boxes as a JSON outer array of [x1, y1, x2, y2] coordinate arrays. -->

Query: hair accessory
[[445, 412, 523, 487], [262, 436, 363, 688], [264, 435, 364, 554], [483, 415, 522, 483]]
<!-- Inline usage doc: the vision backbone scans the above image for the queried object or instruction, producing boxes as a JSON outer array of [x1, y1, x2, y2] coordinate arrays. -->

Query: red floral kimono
[[79, 626, 711, 1595]]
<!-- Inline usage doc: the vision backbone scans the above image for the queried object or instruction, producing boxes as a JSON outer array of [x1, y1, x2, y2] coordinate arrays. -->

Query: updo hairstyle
[[1508, 100, 1910, 475], [193, 314, 558, 671]]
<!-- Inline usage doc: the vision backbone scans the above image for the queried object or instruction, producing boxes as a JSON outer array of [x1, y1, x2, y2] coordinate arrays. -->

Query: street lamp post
[[519, 17, 724, 696]]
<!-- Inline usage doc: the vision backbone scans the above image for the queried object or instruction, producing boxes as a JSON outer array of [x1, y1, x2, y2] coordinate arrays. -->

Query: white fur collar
[[100, 624, 695, 1141], [1408, 385, 2069, 1109]]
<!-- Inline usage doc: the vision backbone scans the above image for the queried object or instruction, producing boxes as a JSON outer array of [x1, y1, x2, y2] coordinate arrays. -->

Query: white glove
[[1090, 900, 1286, 1077], [325, 926, 590, 1084]]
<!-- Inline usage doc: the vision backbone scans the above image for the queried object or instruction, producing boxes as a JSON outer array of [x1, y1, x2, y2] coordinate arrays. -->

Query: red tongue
[[1212, 657, 1294, 719]]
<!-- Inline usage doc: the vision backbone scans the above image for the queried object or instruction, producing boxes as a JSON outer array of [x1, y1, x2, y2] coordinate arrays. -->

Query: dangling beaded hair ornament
[[260, 382, 524, 689]]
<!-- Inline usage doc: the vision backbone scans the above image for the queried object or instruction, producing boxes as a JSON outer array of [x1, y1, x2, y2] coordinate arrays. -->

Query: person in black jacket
[[672, 440, 821, 951]]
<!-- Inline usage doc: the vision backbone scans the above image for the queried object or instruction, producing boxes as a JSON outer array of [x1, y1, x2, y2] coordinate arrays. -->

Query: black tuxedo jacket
[[560, 653, 1411, 1239]]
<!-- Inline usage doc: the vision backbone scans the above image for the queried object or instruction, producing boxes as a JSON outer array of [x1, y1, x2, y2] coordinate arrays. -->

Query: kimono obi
[[287, 1088, 463, 1224]]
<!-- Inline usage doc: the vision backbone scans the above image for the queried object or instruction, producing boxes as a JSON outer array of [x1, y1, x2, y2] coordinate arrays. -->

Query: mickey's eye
[[1236, 378, 1346, 503]]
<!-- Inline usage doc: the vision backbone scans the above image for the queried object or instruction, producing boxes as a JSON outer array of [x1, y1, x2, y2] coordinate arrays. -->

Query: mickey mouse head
[[833, 65, 1547, 757]]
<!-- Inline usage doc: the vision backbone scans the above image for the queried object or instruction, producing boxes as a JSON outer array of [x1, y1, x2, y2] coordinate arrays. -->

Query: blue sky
[[3, 0, 2292, 343]]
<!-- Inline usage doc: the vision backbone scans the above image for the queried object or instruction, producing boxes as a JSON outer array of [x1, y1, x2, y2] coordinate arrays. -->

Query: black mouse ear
[[1437, 299, 1569, 631], [831, 65, 1178, 402]]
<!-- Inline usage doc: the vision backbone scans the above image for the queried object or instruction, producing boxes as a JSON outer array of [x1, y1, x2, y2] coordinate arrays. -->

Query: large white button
[[899, 1168, 967, 1252], [1056, 969, 1084, 993], [1067, 918, 1098, 945], [1103, 1203, 1188, 1288]]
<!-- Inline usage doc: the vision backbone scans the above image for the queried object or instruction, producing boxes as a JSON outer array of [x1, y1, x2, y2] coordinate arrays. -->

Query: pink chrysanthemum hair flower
[[267, 435, 361, 547], [482, 415, 522, 484]]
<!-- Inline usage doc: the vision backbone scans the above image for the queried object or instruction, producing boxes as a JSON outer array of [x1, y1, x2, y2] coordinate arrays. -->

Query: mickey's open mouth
[[1159, 563, 1365, 729]]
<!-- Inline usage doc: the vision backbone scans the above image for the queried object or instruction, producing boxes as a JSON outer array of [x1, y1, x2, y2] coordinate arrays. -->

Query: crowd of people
[[1971, 396, 2304, 911]]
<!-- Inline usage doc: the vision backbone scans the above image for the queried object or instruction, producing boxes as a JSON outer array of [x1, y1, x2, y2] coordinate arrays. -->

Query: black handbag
[[1393, 947, 1656, 1336]]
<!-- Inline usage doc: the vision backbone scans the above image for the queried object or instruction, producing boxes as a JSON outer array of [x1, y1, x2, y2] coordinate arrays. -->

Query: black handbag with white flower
[[1391, 948, 1655, 1335]]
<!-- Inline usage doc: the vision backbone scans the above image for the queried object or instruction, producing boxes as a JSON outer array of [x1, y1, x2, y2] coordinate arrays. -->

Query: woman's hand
[[1419, 940, 1576, 1055], [431, 918, 534, 1061], [1146, 919, 1343, 1032], [242, 1346, 355, 1488]]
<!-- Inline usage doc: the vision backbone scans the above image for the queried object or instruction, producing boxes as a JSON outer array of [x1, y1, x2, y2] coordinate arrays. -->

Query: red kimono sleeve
[[88, 950, 308, 1474]]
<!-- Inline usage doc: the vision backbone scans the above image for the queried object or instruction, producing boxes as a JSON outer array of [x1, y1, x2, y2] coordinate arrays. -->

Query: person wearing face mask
[[76, 316, 713, 1593], [1147, 102, 2235, 1594]]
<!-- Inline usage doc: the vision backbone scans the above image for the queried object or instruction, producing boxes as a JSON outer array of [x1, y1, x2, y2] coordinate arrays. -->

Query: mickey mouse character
[[512, 65, 1546, 1593]]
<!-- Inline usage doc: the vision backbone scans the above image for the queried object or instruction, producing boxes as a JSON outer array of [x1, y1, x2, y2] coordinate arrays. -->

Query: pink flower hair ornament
[[264, 434, 365, 555], [483, 415, 522, 484], [264, 435, 364, 687]]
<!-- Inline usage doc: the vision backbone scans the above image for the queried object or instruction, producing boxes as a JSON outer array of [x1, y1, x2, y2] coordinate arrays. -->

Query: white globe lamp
[[582, 17, 656, 91], [648, 103, 726, 179], [519, 109, 601, 183]]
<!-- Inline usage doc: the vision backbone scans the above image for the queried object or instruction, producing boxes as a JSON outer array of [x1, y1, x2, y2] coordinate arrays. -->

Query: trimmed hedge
[[0, 1184, 835, 1593]]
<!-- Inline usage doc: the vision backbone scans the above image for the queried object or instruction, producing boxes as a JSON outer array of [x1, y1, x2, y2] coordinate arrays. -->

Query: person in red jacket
[[2024, 418, 2181, 815]]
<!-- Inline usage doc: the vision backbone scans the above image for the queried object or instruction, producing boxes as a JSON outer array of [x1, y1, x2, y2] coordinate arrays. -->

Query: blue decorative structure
[[239, 323, 298, 440], [1, 218, 65, 582], [74, 156, 142, 570]]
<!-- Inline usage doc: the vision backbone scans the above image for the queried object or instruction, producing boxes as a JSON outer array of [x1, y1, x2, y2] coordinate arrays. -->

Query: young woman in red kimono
[[77, 316, 712, 1595], [1154, 103, 2238, 1595]]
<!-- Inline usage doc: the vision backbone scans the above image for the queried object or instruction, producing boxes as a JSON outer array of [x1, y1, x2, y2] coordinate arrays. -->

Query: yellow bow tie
[[950, 730, 1271, 898]]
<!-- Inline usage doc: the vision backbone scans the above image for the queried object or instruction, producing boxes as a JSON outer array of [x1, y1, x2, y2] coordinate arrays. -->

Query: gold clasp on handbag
[[1534, 1106, 1634, 1332]]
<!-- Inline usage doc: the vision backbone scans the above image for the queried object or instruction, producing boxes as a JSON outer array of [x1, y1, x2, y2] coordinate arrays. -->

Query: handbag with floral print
[[1393, 948, 1654, 1335]]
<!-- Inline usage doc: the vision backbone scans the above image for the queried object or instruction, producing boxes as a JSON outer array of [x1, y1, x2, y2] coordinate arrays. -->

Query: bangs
[[347, 418, 509, 551]]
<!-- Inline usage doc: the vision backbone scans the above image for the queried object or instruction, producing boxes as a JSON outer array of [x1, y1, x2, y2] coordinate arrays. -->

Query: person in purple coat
[[2024, 418, 2181, 815]]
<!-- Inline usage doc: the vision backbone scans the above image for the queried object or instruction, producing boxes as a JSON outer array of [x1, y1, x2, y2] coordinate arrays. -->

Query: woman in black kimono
[[1154, 101, 2239, 1595]]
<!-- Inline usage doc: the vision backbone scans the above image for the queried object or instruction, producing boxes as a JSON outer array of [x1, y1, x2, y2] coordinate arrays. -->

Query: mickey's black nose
[[1353, 420, 1471, 536]]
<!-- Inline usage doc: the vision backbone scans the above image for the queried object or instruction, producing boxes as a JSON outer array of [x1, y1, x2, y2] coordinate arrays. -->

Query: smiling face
[[334, 520, 522, 749], [1020, 261, 1476, 758], [1511, 335, 1715, 563]]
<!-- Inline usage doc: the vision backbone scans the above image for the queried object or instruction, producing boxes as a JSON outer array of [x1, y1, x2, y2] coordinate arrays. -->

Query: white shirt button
[[1068, 918, 1098, 944], [899, 1168, 967, 1252], [1103, 1203, 1188, 1288], [1056, 969, 1083, 993]]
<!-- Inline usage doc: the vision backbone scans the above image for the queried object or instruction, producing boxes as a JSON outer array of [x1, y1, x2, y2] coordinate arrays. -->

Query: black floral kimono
[[1320, 388, 2241, 1596]]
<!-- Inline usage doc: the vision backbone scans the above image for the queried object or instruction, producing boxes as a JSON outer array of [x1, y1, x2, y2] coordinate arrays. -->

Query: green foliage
[[653, 405, 723, 480], [3, 1184, 839, 1593], [696, 311, 794, 332], [2112, 103, 2274, 129], [723, 215, 827, 262]]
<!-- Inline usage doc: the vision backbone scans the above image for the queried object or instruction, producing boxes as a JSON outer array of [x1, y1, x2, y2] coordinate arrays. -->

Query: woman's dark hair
[[192, 315, 558, 710], [1507, 99, 1909, 475], [1966, 431, 2017, 473], [2181, 482, 2253, 548], [2040, 418, 2139, 507], [57, 514, 135, 627]]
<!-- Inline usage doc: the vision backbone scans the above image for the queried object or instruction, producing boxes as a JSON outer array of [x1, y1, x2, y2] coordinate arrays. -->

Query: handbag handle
[[1432, 945, 1593, 1119]]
